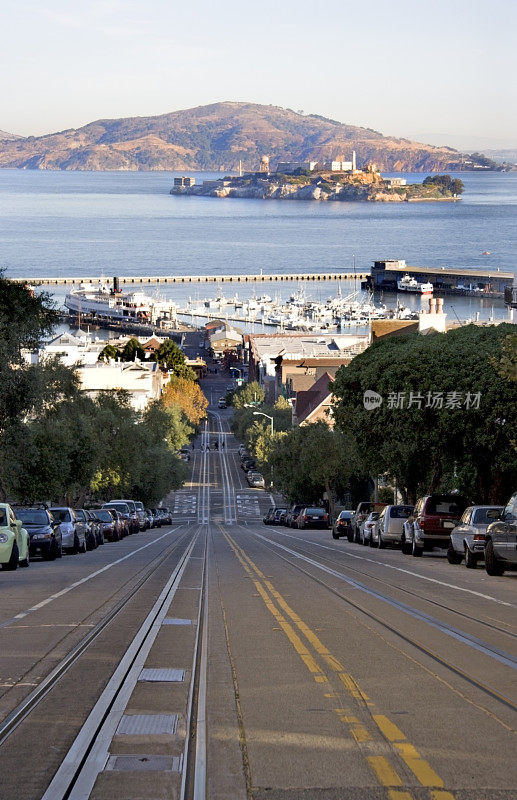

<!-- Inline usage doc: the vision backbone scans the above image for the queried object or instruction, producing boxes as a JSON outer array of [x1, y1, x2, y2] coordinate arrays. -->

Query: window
[[390, 506, 413, 519], [460, 509, 472, 524], [0, 508, 7, 527], [503, 494, 517, 521]]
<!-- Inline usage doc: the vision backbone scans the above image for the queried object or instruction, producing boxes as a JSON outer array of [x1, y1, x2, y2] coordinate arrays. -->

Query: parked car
[[332, 510, 354, 540], [103, 501, 139, 534], [112, 509, 129, 538], [91, 508, 120, 542], [241, 458, 256, 472], [87, 509, 105, 546], [247, 472, 266, 488], [75, 509, 98, 550], [0, 503, 30, 570], [134, 501, 149, 531], [218, 397, 227, 409], [484, 492, 517, 576], [447, 505, 504, 567], [144, 509, 155, 528], [350, 502, 385, 543], [402, 494, 470, 557], [360, 511, 381, 545], [286, 504, 306, 528], [371, 505, 414, 549], [161, 507, 172, 525], [49, 507, 87, 554], [295, 507, 330, 530], [264, 507, 287, 524], [14, 506, 63, 560]]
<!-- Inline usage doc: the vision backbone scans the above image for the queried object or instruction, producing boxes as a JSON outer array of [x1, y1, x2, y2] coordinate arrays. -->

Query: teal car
[[0, 503, 30, 570]]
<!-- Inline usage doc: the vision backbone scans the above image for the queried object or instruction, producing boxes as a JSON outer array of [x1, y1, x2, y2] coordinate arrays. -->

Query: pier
[[16, 271, 368, 287]]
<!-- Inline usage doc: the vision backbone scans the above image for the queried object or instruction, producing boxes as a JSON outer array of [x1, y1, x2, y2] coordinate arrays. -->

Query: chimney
[[352, 150, 357, 171], [436, 297, 444, 313], [429, 297, 436, 314], [113, 276, 120, 294]]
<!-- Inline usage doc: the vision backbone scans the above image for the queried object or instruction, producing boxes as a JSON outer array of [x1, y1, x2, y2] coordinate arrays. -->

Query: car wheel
[[401, 535, 411, 555], [346, 531, 353, 543], [79, 537, 87, 553], [46, 540, 59, 561], [377, 534, 385, 549], [484, 540, 505, 576], [2, 542, 19, 571], [447, 544, 462, 565], [57, 541, 63, 558], [332, 531, 339, 539], [20, 547, 30, 568], [464, 546, 477, 569], [72, 534, 80, 554], [411, 539, 422, 557], [369, 534, 375, 547]]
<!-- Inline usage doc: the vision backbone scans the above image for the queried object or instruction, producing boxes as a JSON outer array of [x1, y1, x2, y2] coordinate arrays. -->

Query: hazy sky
[[2, 0, 516, 148]]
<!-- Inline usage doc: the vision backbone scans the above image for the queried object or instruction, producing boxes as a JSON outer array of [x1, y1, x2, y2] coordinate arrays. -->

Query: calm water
[[0, 169, 515, 325]]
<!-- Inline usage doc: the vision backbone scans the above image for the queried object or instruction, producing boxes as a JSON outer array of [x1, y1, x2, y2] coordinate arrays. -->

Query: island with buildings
[[170, 154, 464, 203]]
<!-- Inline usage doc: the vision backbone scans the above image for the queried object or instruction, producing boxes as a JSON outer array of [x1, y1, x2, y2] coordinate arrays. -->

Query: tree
[[269, 422, 358, 509], [98, 343, 119, 362], [155, 339, 186, 373], [231, 381, 265, 408], [162, 376, 208, 426], [120, 337, 146, 362], [332, 325, 517, 504]]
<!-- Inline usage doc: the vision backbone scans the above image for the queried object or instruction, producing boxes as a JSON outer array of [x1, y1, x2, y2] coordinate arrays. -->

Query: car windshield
[[306, 508, 325, 515], [95, 510, 113, 522], [105, 503, 130, 515], [390, 506, 413, 518], [426, 496, 467, 515], [17, 510, 48, 525], [339, 511, 352, 519], [370, 512, 380, 520], [135, 502, 144, 511], [75, 510, 86, 520], [472, 507, 502, 525], [50, 509, 71, 522]]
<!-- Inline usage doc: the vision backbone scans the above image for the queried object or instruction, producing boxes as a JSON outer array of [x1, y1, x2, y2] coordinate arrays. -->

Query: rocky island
[[170, 166, 464, 203]]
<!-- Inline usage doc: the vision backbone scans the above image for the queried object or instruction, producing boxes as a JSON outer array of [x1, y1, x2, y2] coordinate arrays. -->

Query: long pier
[[15, 272, 368, 287]]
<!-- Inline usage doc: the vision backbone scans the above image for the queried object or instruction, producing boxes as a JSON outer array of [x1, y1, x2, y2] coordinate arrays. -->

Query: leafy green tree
[[98, 343, 119, 362], [268, 422, 358, 510], [231, 381, 265, 408], [155, 338, 186, 373], [332, 325, 517, 504], [121, 337, 146, 362]]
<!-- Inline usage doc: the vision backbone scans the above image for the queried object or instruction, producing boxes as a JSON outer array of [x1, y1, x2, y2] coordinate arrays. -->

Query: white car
[[360, 512, 381, 545], [371, 505, 414, 548], [447, 505, 503, 568]]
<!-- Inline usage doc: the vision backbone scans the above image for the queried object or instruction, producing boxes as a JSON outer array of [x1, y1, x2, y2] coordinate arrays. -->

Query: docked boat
[[397, 275, 433, 295], [64, 282, 177, 325]]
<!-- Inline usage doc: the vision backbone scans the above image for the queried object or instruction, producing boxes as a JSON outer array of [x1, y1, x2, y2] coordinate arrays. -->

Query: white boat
[[64, 283, 176, 324], [397, 275, 433, 295]]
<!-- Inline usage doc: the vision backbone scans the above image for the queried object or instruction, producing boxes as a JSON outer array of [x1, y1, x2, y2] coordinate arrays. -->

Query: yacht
[[397, 275, 433, 295], [64, 282, 177, 324]]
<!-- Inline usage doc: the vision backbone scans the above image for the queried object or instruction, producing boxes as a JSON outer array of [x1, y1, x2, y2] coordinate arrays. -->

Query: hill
[[0, 102, 485, 172]]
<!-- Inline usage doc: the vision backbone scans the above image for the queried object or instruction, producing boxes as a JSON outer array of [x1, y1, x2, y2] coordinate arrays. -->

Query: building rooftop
[[250, 333, 369, 362]]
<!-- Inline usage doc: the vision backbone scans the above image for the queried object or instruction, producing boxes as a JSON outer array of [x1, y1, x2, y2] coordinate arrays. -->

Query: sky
[[2, 0, 516, 149]]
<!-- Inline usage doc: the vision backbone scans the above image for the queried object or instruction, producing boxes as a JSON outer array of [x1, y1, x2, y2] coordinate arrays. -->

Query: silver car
[[360, 512, 381, 546], [447, 505, 503, 568], [49, 507, 87, 554], [484, 492, 517, 576], [371, 505, 414, 548]]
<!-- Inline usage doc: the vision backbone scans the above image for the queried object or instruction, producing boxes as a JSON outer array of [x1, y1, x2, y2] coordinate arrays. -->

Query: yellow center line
[[223, 528, 455, 798]]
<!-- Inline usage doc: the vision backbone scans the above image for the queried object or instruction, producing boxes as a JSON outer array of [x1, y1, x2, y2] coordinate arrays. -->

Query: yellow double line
[[223, 529, 455, 800]]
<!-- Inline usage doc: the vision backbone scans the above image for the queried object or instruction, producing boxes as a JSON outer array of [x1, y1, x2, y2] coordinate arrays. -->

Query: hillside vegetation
[[0, 101, 484, 172]]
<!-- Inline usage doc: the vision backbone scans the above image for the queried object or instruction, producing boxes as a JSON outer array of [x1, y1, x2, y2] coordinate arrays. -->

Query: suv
[[134, 501, 149, 531], [402, 494, 469, 557], [484, 492, 517, 576], [14, 506, 63, 560]]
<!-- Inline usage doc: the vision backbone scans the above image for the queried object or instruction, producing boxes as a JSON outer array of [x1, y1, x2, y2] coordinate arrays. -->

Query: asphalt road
[[0, 367, 515, 800]]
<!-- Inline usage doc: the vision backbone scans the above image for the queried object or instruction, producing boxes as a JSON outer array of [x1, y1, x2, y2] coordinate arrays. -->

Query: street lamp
[[252, 411, 274, 435]]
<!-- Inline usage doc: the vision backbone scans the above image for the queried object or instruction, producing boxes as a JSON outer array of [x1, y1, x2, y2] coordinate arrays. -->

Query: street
[[0, 369, 515, 800]]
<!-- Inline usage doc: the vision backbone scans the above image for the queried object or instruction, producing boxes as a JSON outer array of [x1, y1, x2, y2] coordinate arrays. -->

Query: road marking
[[267, 528, 515, 608], [252, 531, 517, 669], [367, 756, 403, 786], [223, 529, 453, 798], [0, 526, 183, 630]]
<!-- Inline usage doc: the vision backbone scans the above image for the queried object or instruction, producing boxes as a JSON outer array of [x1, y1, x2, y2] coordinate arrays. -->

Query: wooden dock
[[16, 272, 368, 287]]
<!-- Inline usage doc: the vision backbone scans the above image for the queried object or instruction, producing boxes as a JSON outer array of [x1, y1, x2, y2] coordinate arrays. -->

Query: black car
[[14, 507, 63, 560], [295, 507, 330, 530], [332, 510, 354, 540], [286, 504, 306, 528]]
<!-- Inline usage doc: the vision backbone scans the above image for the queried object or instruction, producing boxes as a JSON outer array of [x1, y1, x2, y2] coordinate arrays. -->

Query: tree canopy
[[331, 325, 517, 504]]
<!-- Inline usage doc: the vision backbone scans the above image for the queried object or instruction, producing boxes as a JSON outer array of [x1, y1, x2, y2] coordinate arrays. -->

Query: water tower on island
[[259, 155, 270, 174]]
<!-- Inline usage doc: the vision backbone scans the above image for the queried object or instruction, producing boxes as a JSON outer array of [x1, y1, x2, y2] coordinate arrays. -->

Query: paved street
[[0, 369, 515, 800]]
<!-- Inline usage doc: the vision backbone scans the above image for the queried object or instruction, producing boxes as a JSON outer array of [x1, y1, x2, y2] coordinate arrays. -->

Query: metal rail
[[0, 527, 192, 748]]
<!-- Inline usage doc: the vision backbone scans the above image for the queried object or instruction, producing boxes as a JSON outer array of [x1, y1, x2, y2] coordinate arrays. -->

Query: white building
[[76, 361, 163, 412], [276, 161, 318, 174], [22, 330, 106, 367]]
